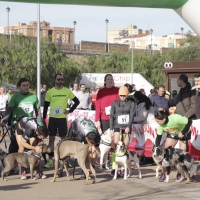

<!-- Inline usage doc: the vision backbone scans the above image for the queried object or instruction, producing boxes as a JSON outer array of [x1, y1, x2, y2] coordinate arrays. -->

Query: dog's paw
[[139, 176, 142, 179], [67, 177, 71, 181], [92, 180, 96, 184], [84, 181, 88, 185], [124, 178, 128, 181], [3, 179, 8, 181], [113, 177, 117, 180], [50, 179, 55, 183], [32, 178, 37, 181]]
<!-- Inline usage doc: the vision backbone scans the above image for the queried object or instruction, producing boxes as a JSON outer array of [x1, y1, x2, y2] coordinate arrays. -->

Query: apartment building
[[3, 21, 75, 43], [107, 24, 149, 43]]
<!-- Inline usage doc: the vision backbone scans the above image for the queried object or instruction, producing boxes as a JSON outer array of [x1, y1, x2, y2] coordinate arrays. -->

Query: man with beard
[[43, 73, 79, 168]]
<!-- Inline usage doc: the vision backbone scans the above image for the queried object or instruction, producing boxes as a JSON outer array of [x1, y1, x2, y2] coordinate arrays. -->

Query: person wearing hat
[[109, 86, 136, 176]]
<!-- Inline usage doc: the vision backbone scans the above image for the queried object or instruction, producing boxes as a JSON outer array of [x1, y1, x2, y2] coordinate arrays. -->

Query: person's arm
[[133, 104, 148, 123], [184, 91, 196, 118], [109, 102, 115, 130], [128, 102, 136, 127], [88, 94, 92, 110], [1, 107, 14, 125], [181, 119, 192, 135], [69, 96, 79, 113], [191, 85, 200, 90], [155, 135, 162, 147], [43, 101, 50, 119]]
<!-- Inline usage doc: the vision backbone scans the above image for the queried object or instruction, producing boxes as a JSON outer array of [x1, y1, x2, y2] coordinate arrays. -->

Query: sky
[[0, 1, 193, 43]]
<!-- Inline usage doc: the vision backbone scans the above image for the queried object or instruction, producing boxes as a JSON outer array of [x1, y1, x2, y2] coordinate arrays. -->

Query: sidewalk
[[0, 135, 199, 200]]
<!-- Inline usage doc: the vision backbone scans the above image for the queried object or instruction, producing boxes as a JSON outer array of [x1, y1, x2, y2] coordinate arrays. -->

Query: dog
[[99, 129, 113, 169], [113, 141, 142, 180], [50, 140, 96, 185], [1, 142, 51, 181], [0, 148, 7, 172], [152, 145, 196, 183]]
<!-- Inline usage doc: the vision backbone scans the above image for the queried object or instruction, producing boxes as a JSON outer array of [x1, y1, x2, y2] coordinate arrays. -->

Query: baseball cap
[[118, 86, 129, 95]]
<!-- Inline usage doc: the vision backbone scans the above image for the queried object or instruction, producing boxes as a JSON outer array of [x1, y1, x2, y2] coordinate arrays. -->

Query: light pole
[[131, 35, 135, 84], [105, 19, 109, 43], [73, 20, 77, 45], [150, 29, 153, 55], [181, 27, 184, 39], [6, 7, 10, 43]]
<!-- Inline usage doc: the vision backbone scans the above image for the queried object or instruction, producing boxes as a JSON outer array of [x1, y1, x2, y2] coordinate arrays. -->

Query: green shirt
[[45, 87, 75, 118], [157, 114, 188, 135], [8, 92, 40, 123]]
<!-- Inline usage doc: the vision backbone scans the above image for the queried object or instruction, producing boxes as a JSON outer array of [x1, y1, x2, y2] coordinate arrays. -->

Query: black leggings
[[100, 120, 110, 133]]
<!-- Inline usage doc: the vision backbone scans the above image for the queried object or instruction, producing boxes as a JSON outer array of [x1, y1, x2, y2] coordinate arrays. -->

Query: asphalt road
[[0, 135, 200, 200]]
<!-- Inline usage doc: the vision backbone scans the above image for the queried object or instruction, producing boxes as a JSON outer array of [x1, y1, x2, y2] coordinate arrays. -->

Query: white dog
[[113, 141, 142, 180], [99, 129, 113, 169]]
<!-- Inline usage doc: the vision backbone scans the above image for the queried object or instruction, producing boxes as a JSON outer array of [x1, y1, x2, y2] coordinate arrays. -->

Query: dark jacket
[[110, 99, 136, 130], [195, 89, 200, 119], [150, 93, 169, 112], [175, 82, 196, 119]]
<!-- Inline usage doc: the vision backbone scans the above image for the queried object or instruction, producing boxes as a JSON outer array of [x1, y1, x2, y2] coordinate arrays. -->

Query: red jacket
[[95, 86, 119, 121]]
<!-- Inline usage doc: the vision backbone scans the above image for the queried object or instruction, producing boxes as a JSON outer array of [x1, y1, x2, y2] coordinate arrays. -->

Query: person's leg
[[110, 130, 120, 176], [8, 128, 19, 154], [44, 117, 57, 168], [123, 133, 130, 148]]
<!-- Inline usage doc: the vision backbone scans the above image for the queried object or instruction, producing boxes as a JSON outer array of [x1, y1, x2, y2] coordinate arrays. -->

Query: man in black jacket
[[193, 73, 200, 119], [175, 74, 196, 119]]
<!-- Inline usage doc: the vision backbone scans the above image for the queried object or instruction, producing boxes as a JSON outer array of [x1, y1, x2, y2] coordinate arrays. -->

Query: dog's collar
[[101, 140, 111, 146], [24, 151, 41, 159], [116, 149, 127, 157]]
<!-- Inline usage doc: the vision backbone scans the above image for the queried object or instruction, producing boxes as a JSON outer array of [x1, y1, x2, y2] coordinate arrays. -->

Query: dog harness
[[100, 140, 111, 146], [23, 151, 41, 168], [116, 149, 127, 157]]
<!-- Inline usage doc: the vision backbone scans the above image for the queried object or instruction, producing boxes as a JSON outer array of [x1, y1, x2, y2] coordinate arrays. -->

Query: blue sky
[[0, 1, 192, 43]]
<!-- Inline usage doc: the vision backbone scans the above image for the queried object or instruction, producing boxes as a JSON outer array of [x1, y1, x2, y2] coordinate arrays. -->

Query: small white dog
[[113, 141, 142, 180], [99, 129, 113, 169]]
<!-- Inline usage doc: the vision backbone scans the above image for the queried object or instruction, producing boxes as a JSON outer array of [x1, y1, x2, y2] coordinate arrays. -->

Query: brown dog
[[50, 140, 96, 184], [1, 142, 51, 181]]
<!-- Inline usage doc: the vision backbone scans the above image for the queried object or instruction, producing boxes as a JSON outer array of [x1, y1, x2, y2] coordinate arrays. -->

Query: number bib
[[105, 106, 111, 115], [52, 107, 63, 116], [118, 115, 129, 124]]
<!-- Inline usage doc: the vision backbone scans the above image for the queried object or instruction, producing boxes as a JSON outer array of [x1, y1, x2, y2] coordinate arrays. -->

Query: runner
[[43, 73, 79, 168]]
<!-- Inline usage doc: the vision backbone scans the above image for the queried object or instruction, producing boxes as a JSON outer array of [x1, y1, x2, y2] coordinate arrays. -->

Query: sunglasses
[[120, 95, 126, 97], [56, 78, 64, 81]]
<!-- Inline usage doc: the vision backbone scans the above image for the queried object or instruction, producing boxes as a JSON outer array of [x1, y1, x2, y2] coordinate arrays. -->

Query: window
[[56, 31, 59, 34], [168, 43, 174, 48]]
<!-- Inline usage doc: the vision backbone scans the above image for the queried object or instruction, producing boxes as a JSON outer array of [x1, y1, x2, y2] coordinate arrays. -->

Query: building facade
[[3, 21, 75, 44]]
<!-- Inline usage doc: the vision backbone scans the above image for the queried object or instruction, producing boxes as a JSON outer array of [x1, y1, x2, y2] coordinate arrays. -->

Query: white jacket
[[133, 102, 155, 124]]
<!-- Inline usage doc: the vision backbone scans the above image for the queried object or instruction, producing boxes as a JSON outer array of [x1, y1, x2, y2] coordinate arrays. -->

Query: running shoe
[[44, 160, 53, 168], [21, 171, 27, 180], [37, 171, 47, 179], [158, 173, 166, 182]]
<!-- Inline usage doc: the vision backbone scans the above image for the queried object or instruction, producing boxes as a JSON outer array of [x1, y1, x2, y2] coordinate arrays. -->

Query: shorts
[[100, 120, 110, 133], [114, 128, 127, 134], [48, 117, 68, 137], [167, 132, 191, 141]]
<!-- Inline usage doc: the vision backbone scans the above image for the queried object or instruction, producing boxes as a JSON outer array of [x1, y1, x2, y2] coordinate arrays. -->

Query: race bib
[[52, 107, 63, 116], [118, 115, 129, 124], [105, 106, 111, 115], [21, 103, 33, 114]]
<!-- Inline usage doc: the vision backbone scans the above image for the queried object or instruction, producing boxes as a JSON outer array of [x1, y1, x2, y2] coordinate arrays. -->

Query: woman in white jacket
[[133, 91, 155, 124]]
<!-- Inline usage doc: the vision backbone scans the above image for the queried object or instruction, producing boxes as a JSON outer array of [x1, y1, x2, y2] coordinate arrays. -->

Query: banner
[[68, 110, 200, 160]]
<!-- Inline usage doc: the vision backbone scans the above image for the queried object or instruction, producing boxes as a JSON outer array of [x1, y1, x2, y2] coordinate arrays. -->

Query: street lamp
[[73, 20, 77, 45], [181, 27, 184, 39], [150, 29, 153, 55], [105, 19, 109, 43], [6, 7, 10, 42]]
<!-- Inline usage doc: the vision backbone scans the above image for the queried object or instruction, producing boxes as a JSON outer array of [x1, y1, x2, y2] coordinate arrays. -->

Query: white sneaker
[[21, 171, 27, 180]]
